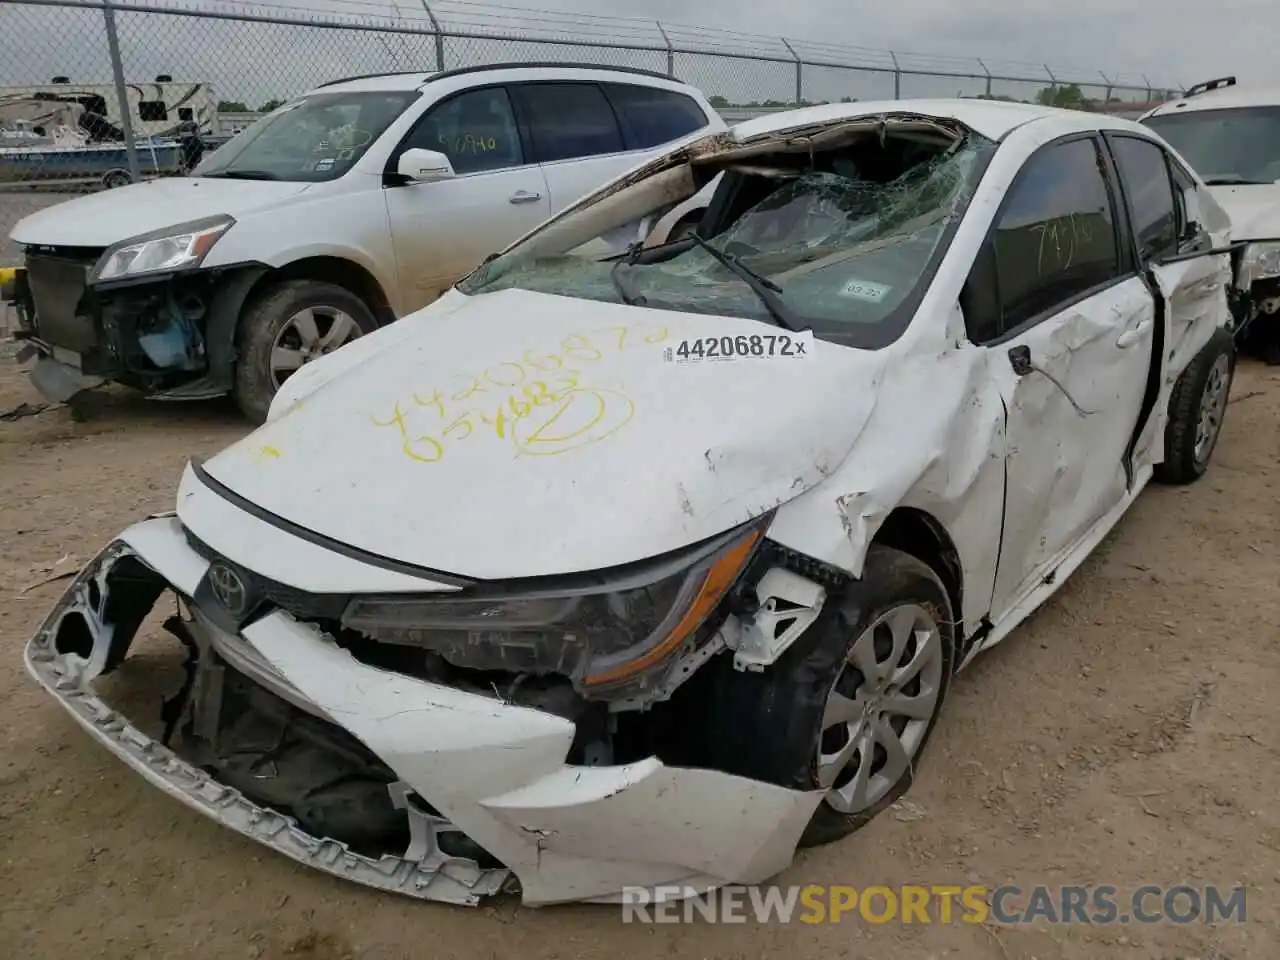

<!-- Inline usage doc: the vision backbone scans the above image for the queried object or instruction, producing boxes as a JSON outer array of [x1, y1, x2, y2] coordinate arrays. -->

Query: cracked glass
[[461, 138, 987, 343]]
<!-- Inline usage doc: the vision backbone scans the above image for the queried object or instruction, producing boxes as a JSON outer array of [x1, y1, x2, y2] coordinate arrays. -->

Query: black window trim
[[962, 131, 1139, 348], [1101, 131, 1184, 267], [507, 79, 632, 167], [383, 82, 531, 184], [599, 81, 711, 152]]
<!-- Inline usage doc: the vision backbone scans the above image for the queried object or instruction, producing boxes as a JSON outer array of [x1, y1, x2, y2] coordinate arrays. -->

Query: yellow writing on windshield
[[371, 322, 669, 464]]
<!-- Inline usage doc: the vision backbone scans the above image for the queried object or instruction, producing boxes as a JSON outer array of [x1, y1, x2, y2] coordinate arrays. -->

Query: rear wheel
[[699, 545, 957, 846], [1153, 327, 1235, 486], [232, 279, 377, 424]]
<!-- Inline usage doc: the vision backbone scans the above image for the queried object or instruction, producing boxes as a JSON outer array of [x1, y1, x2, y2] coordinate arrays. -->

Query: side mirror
[[397, 148, 454, 184]]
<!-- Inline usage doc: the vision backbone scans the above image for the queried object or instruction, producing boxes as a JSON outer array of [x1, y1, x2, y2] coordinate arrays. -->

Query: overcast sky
[[0, 0, 1273, 108]]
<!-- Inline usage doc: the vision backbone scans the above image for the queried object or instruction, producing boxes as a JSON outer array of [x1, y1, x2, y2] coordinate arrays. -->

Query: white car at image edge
[[5, 63, 725, 421], [1142, 75, 1280, 362], [25, 97, 1239, 907]]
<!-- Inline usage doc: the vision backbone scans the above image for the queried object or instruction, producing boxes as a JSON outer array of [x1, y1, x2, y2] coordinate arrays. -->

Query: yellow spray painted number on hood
[[372, 323, 669, 463]]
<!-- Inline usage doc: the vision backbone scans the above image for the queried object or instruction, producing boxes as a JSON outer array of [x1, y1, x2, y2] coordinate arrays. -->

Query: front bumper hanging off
[[24, 515, 824, 907]]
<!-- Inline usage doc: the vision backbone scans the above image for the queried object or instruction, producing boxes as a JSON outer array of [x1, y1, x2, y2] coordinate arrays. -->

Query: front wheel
[[698, 545, 957, 847], [233, 279, 378, 424], [1153, 327, 1235, 486]]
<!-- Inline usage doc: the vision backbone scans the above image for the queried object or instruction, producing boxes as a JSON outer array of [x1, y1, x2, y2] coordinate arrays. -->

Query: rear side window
[[1108, 135, 1178, 261], [604, 84, 708, 149], [962, 137, 1122, 342], [405, 87, 523, 174], [511, 83, 625, 163]]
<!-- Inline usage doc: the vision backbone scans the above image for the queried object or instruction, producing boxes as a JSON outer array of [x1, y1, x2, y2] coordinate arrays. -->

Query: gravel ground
[[0, 343, 1277, 960]]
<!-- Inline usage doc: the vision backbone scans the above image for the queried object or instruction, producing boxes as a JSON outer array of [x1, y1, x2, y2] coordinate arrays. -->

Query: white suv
[[1142, 76, 1280, 363], [6, 63, 725, 420]]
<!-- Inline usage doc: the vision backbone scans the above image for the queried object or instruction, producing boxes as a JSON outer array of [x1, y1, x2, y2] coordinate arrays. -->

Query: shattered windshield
[[1144, 107, 1280, 185], [459, 137, 988, 344], [195, 90, 418, 182]]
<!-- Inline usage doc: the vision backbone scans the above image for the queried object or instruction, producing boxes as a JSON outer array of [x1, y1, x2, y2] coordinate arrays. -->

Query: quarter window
[[511, 83, 625, 163], [406, 87, 523, 174], [603, 83, 708, 149], [962, 137, 1122, 342], [1109, 135, 1178, 261]]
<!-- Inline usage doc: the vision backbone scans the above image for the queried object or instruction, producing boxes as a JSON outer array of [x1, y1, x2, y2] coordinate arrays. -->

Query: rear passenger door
[[509, 82, 633, 215], [966, 135, 1157, 621], [1103, 133, 1234, 477], [509, 81, 712, 216]]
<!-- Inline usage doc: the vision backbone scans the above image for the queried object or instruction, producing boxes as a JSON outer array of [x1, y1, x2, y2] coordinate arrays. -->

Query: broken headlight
[[341, 522, 764, 699], [91, 215, 235, 283], [1241, 241, 1280, 286]]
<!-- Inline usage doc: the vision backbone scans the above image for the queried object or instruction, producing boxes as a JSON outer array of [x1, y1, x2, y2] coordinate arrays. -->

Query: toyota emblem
[[208, 562, 248, 616]]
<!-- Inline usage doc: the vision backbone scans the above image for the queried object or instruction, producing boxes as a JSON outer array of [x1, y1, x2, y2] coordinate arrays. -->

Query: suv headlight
[[341, 522, 765, 699], [91, 215, 234, 283], [1240, 241, 1280, 286]]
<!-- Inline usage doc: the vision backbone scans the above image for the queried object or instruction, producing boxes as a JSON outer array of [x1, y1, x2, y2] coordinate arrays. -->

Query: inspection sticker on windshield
[[839, 278, 891, 302], [663, 330, 814, 364]]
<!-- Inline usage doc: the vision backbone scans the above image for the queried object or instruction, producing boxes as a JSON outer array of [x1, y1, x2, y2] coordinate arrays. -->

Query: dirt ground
[[0, 332, 1277, 960]]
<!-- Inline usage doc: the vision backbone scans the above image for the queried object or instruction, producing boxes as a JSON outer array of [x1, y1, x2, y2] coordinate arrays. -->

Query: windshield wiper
[[610, 245, 647, 306], [1202, 175, 1270, 186], [202, 170, 280, 181], [684, 233, 798, 330]]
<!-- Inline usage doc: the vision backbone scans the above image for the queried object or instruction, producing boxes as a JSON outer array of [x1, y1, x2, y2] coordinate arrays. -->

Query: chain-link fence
[[0, 0, 1184, 260]]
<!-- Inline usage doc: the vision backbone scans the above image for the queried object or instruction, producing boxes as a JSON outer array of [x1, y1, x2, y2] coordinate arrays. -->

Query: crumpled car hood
[[1206, 183, 1280, 242], [198, 289, 889, 580]]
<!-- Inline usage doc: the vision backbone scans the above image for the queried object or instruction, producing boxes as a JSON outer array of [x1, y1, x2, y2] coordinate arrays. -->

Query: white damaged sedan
[[26, 99, 1239, 907]]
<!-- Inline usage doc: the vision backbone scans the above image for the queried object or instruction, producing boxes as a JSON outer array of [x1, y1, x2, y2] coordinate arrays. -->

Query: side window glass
[[512, 83, 624, 163], [604, 84, 708, 149], [966, 138, 1121, 342], [1109, 135, 1178, 261], [405, 87, 522, 175]]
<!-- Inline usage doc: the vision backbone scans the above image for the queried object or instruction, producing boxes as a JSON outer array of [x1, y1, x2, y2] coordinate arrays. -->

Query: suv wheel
[[233, 279, 377, 424]]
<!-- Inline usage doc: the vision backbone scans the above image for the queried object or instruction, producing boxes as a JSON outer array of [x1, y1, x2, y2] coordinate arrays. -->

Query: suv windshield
[[459, 137, 988, 347], [195, 90, 419, 182], [1144, 107, 1280, 185]]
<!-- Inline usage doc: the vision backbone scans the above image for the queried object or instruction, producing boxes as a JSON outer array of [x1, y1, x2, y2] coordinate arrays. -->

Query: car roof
[[312, 62, 694, 96], [730, 98, 1158, 143], [1145, 83, 1280, 117]]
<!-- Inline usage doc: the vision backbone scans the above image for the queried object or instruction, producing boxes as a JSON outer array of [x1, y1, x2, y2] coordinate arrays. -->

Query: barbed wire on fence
[[0, 0, 1184, 259]]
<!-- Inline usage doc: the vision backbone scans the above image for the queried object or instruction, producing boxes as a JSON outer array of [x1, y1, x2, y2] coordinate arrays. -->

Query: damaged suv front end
[[9, 215, 259, 404]]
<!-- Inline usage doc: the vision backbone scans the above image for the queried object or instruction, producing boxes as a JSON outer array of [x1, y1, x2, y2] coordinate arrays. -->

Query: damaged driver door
[[962, 135, 1158, 622]]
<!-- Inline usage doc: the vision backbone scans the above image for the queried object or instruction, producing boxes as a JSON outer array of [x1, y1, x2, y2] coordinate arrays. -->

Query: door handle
[[509, 191, 542, 204], [1116, 318, 1153, 349]]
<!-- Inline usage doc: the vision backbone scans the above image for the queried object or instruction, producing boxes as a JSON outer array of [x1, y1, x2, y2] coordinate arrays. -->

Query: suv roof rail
[[314, 70, 432, 89], [1183, 75, 1236, 98], [314, 61, 678, 91]]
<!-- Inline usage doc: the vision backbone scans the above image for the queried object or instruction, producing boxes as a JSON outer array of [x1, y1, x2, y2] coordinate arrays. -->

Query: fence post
[[781, 38, 802, 104], [655, 21, 674, 78], [420, 1, 445, 71], [101, 0, 140, 184], [889, 51, 901, 99], [977, 58, 992, 97], [1043, 64, 1057, 98], [1142, 73, 1153, 102], [1099, 71, 1114, 104]]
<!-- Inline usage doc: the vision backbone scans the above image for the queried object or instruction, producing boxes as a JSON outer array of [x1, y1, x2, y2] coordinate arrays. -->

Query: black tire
[[699, 545, 957, 847], [232, 279, 378, 424], [1153, 327, 1235, 486], [102, 169, 132, 189]]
